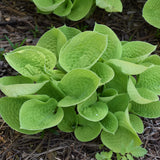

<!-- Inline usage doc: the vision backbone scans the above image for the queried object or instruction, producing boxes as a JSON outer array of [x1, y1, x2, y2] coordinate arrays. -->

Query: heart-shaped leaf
[[59, 31, 108, 72], [20, 98, 64, 130]]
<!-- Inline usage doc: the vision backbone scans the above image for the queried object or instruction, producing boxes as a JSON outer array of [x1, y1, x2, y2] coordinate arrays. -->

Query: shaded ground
[[0, 0, 160, 159]]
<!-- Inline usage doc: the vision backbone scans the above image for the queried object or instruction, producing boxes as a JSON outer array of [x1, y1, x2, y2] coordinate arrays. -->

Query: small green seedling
[[32, 0, 123, 21], [0, 24, 159, 160], [143, 0, 160, 29]]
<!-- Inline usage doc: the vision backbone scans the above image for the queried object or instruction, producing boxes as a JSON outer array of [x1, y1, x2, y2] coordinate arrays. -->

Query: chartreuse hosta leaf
[[129, 114, 144, 134], [67, 0, 94, 21], [99, 88, 118, 103], [58, 69, 100, 107], [107, 94, 129, 113], [58, 107, 77, 132], [100, 112, 118, 134], [131, 101, 160, 118], [142, 55, 160, 66], [136, 65, 160, 95], [96, 0, 123, 12], [94, 23, 122, 60], [143, 0, 160, 29], [91, 62, 114, 85], [20, 98, 64, 130], [108, 59, 148, 75], [127, 77, 158, 104], [59, 25, 81, 40], [101, 126, 141, 153], [0, 97, 42, 134], [33, 0, 65, 12], [74, 115, 101, 142], [37, 27, 67, 58], [59, 31, 108, 72], [54, 0, 73, 17], [122, 41, 157, 63], [78, 94, 108, 122]]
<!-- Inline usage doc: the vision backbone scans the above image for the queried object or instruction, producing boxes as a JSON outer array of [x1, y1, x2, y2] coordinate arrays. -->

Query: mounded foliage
[[0, 24, 159, 159]]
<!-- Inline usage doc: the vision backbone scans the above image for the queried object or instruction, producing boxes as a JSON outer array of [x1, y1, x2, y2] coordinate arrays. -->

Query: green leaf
[[129, 114, 144, 134], [127, 77, 158, 104], [101, 126, 141, 153], [100, 112, 118, 134], [142, 55, 160, 66], [122, 41, 157, 63], [143, 0, 160, 29], [58, 107, 77, 132], [91, 62, 114, 85], [33, 0, 65, 12], [74, 115, 101, 142], [67, 0, 93, 21], [94, 23, 122, 60], [108, 59, 148, 75], [5, 49, 47, 81], [12, 46, 57, 72], [131, 101, 160, 118], [107, 94, 129, 113], [37, 27, 67, 59], [95, 151, 113, 160], [99, 88, 118, 103], [136, 66, 160, 94], [58, 69, 100, 107], [130, 146, 147, 158], [59, 31, 108, 72], [78, 101, 108, 122], [0, 97, 41, 134], [54, 0, 73, 16], [59, 25, 81, 40], [20, 98, 64, 130], [96, 0, 123, 12], [126, 154, 134, 160]]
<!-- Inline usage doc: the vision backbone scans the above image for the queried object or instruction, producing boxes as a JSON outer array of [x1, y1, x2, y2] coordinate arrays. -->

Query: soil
[[0, 0, 160, 159]]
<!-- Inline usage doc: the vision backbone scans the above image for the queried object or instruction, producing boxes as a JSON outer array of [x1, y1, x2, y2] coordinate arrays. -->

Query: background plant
[[0, 24, 160, 159], [31, 0, 122, 21]]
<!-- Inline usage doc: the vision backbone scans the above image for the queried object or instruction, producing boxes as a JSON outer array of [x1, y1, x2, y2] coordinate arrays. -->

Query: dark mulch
[[0, 0, 160, 159]]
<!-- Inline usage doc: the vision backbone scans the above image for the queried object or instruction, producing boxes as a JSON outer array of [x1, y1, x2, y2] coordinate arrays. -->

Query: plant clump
[[0, 24, 160, 159]]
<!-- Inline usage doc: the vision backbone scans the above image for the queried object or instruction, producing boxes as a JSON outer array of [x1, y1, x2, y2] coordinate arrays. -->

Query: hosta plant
[[31, 0, 123, 21], [0, 24, 160, 159], [143, 0, 160, 29]]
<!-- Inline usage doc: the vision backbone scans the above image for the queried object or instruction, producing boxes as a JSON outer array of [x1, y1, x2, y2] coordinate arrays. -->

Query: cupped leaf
[[59, 25, 81, 40], [58, 69, 100, 107], [91, 62, 114, 85], [99, 88, 118, 103], [0, 80, 47, 97], [67, 0, 93, 21], [127, 77, 158, 104], [33, 0, 65, 12], [21, 94, 50, 102], [59, 31, 108, 72], [136, 66, 160, 94], [37, 27, 67, 58], [78, 101, 108, 122], [12, 46, 57, 71], [143, 0, 160, 29], [0, 97, 41, 134], [131, 101, 160, 118], [107, 94, 129, 113], [20, 98, 64, 130], [58, 107, 77, 132], [100, 112, 118, 134], [96, 0, 123, 12], [54, 0, 73, 16], [122, 41, 156, 63], [94, 23, 122, 60], [5, 49, 47, 81], [101, 126, 141, 153], [108, 59, 148, 75], [74, 115, 101, 142], [129, 114, 144, 134]]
